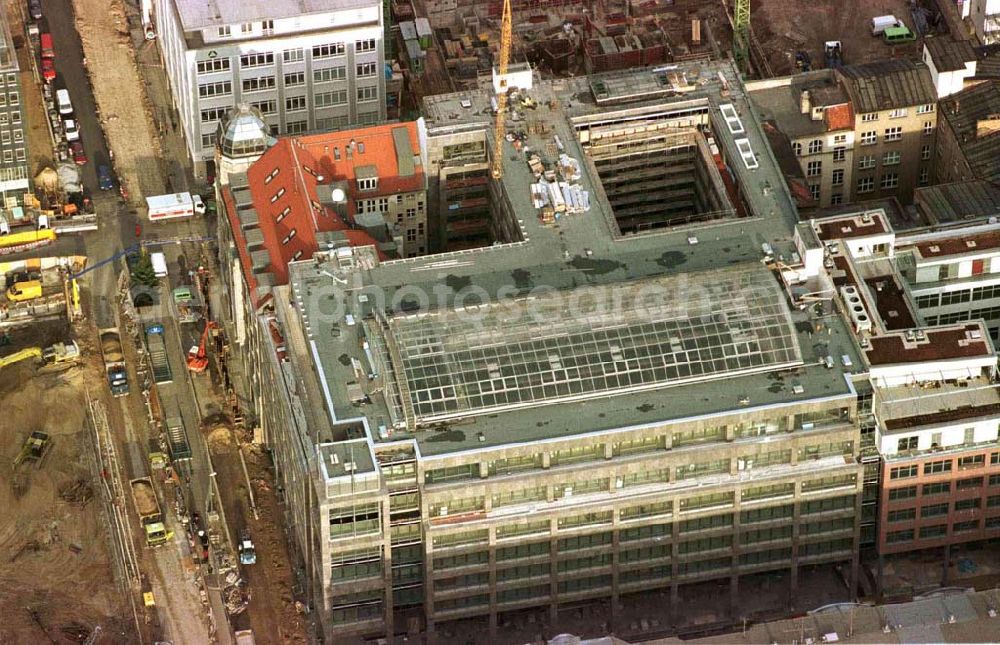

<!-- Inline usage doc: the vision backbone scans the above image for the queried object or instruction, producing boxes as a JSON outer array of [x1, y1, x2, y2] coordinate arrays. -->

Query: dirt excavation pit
[[752, 0, 924, 75], [203, 415, 309, 641], [0, 354, 129, 643]]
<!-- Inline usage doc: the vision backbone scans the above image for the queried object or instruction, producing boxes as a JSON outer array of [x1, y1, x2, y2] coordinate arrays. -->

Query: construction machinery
[[733, 0, 750, 75], [0, 347, 42, 369], [14, 431, 51, 468], [490, 0, 512, 179], [0, 341, 80, 370], [186, 321, 217, 373], [238, 528, 257, 565]]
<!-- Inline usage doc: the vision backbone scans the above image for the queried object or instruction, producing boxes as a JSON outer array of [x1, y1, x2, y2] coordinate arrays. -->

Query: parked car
[[70, 141, 87, 165], [55, 89, 73, 116], [40, 58, 55, 83], [98, 165, 114, 190], [64, 119, 79, 142], [28, 0, 42, 20]]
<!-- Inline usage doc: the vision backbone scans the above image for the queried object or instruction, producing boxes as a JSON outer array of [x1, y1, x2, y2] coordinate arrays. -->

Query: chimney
[[800, 90, 811, 115]]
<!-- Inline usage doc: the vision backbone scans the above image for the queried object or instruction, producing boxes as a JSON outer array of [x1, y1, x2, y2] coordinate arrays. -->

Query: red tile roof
[[824, 103, 854, 132], [221, 186, 268, 310], [240, 122, 424, 286]]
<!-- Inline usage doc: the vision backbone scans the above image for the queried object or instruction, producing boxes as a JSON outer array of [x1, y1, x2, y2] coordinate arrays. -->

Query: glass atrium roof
[[371, 265, 803, 425]]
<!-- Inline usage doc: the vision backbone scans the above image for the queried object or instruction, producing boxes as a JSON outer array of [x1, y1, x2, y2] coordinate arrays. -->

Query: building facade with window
[[893, 223, 1000, 341], [872, 342, 1000, 558], [837, 60, 938, 205], [749, 60, 937, 209], [805, 211, 1000, 573], [154, 0, 386, 174], [748, 70, 856, 208], [0, 7, 27, 201]]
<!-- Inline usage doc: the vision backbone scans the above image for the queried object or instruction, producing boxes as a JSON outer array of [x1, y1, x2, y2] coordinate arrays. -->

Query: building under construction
[[392, 0, 725, 98]]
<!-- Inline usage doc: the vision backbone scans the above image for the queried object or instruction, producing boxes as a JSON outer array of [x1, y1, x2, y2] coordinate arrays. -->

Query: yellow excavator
[[0, 341, 80, 370]]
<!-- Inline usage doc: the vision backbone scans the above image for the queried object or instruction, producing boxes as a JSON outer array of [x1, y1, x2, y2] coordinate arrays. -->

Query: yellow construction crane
[[491, 0, 513, 179]]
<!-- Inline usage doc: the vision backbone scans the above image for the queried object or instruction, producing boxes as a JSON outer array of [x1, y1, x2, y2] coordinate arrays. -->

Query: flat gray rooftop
[[286, 60, 860, 457], [175, 0, 378, 31]]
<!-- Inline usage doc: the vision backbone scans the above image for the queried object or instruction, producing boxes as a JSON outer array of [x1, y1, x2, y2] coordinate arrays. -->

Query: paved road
[[37, 0, 145, 326]]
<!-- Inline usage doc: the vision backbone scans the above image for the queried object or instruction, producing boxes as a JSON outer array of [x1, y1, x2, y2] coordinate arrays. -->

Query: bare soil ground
[[70, 0, 165, 203], [0, 323, 132, 644], [205, 420, 309, 643], [753, 0, 924, 76]]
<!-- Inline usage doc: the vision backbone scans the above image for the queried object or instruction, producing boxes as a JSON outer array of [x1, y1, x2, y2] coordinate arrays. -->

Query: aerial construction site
[[0, 317, 129, 643]]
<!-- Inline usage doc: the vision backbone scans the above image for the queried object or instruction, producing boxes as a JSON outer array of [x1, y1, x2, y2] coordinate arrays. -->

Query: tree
[[130, 250, 158, 289], [130, 250, 158, 307]]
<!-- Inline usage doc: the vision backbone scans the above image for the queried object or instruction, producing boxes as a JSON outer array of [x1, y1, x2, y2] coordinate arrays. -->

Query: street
[[9, 0, 225, 641], [0, 0, 310, 639]]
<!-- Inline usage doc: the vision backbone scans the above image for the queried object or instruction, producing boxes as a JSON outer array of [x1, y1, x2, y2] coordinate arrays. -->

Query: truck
[[99, 327, 129, 396], [145, 324, 172, 384], [871, 15, 903, 35], [824, 41, 843, 68], [165, 416, 192, 463], [130, 478, 172, 547], [238, 529, 257, 565], [172, 285, 201, 323], [145, 192, 206, 222]]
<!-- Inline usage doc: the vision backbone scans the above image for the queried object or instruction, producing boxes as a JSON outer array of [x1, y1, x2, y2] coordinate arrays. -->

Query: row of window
[[859, 122, 934, 145], [916, 284, 1000, 310], [198, 78, 377, 105], [888, 496, 1000, 523], [887, 517, 1000, 544], [859, 105, 934, 122], [856, 173, 898, 193], [435, 536, 854, 590], [888, 474, 1000, 500], [433, 497, 855, 554], [425, 413, 851, 484], [926, 306, 1000, 326], [211, 29, 377, 58]]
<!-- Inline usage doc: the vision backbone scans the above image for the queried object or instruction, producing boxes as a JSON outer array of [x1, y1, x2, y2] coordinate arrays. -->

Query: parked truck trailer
[[145, 324, 172, 384], [165, 416, 192, 463], [145, 192, 205, 222]]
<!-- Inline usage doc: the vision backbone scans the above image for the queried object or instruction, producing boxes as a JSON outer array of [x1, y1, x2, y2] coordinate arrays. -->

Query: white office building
[[153, 0, 386, 174]]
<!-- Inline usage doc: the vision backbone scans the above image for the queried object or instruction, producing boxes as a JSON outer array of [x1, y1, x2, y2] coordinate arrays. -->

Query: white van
[[55, 88, 73, 115], [871, 15, 902, 35], [150, 252, 168, 278]]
